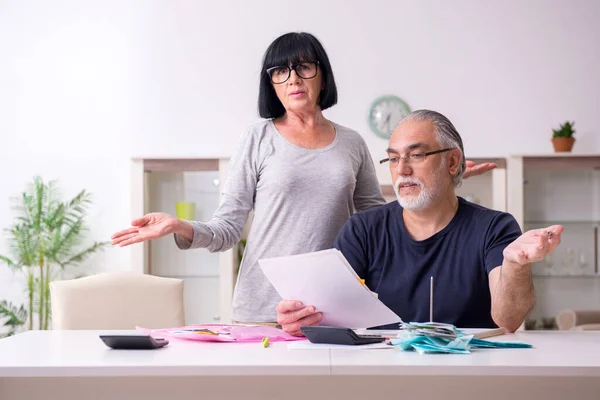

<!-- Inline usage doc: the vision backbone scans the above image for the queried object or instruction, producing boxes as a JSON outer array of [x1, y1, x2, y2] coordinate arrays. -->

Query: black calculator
[[100, 335, 169, 350], [301, 326, 386, 345]]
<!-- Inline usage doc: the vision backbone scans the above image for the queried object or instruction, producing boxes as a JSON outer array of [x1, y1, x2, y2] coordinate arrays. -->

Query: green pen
[[262, 337, 270, 348]]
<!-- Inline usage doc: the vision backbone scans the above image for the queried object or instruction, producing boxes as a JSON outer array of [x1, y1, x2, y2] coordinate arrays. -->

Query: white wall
[[1, 0, 599, 321]]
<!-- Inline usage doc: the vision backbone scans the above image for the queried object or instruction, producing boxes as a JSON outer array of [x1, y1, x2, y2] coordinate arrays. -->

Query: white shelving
[[507, 154, 600, 323], [147, 170, 221, 277], [508, 154, 600, 277], [131, 158, 238, 325]]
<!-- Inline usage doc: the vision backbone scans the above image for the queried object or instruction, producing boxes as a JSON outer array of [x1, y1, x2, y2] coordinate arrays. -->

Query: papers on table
[[259, 249, 402, 329]]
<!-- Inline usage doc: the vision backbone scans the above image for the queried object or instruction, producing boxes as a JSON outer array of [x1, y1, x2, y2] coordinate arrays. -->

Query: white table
[[1, 330, 599, 400]]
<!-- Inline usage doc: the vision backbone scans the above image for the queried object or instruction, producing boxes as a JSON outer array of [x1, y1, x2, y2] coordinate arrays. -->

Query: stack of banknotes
[[391, 322, 532, 354]]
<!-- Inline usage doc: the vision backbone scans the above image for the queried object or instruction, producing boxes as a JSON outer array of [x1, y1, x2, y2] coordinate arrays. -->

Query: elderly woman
[[111, 32, 493, 325]]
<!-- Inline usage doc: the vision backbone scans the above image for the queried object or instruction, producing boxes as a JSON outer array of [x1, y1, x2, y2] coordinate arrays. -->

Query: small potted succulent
[[551, 121, 575, 152]]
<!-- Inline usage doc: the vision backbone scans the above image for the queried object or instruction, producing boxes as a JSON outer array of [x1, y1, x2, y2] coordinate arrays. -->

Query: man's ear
[[447, 149, 462, 176]]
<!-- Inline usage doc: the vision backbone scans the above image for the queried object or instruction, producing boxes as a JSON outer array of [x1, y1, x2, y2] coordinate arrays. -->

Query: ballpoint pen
[[430, 276, 434, 322]]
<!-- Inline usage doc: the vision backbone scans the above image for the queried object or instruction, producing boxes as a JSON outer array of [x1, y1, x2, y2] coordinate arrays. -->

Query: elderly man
[[277, 109, 563, 336]]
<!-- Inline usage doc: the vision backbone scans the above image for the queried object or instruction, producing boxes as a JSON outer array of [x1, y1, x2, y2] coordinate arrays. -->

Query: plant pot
[[552, 137, 575, 152]]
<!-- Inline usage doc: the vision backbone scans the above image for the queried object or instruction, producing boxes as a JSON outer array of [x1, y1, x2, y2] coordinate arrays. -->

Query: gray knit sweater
[[175, 119, 385, 322]]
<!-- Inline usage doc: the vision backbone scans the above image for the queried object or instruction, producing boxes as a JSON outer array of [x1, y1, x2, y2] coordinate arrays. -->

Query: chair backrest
[[50, 272, 185, 330]]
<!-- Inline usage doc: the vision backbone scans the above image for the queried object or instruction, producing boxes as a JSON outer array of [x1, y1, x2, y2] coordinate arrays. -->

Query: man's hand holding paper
[[259, 249, 403, 336], [276, 301, 322, 336]]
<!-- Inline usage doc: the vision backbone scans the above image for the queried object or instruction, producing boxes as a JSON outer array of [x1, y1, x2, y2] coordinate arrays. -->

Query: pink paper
[[136, 323, 306, 343]]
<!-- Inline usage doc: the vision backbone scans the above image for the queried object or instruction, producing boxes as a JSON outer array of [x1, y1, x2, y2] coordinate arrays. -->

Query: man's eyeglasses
[[379, 148, 454, 166], [266, 61, 319, 84]]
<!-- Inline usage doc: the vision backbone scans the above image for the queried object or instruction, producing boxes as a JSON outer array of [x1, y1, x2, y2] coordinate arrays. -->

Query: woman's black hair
[[258, 32, 338, 119]]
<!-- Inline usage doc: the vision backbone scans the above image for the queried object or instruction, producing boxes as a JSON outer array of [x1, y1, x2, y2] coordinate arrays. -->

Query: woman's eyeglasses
[[266, 61, 319, 84]]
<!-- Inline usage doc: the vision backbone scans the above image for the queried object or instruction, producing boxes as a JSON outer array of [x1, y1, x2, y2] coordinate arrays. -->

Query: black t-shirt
[[333, 197, 522, 329]]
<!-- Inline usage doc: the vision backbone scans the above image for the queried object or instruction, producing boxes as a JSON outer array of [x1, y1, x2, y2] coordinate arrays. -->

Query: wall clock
[[368, 95, 411, 139]]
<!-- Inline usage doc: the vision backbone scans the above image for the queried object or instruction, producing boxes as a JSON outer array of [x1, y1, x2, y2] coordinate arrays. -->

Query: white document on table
[[259, 249, 402, 329], [287, 341, 394, 350]]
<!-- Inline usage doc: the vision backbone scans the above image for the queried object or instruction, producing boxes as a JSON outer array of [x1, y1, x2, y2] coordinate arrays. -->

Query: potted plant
[[551, 121, 576, 152], [0, 176, 108, 333]]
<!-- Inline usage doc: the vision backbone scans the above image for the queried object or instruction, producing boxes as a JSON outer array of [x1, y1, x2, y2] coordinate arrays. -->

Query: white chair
[[556, 309, 600, 331], [50, 272, 185, 330]]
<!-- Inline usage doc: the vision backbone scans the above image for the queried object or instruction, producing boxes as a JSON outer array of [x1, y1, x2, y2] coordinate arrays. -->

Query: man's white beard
[[394, 164, 447, 211]]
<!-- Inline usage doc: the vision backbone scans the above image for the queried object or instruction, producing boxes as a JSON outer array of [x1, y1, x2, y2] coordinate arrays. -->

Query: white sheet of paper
[[287, 341, 394, 350], [259, 249, 402, 329]]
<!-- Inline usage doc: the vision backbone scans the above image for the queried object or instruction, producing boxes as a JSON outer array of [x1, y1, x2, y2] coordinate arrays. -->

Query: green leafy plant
[[0, 176, 109, 333], [552, 121, 576, 138], [0, 300, 27, 338]]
